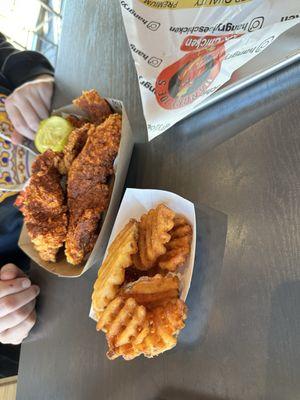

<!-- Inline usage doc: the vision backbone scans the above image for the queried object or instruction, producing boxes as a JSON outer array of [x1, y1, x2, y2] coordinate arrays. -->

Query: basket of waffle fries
[[90, 188, 196, 360], [16, 90, 134, 277]]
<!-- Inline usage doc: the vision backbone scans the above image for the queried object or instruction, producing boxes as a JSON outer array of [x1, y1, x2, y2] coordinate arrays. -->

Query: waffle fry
[[92, 204, 192, 360], [139, 298, 187, 358], [133, 204, 175, 271], [92, 220, 138, 315], [158, 216, 192, 271], [121, 274, 180, 308], [96, 296, 149, 359], [108, 298, 187, 360]]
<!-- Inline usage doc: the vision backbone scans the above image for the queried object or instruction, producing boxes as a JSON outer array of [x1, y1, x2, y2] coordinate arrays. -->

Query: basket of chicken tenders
[[15, 90, 134, 277], [90, 188, 196, 360]]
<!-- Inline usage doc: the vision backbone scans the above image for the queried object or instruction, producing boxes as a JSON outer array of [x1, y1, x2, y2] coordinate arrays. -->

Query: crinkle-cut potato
[[133, 204, 175, 271], [137, 298, 187, 359], [104, 298, 187, 360], [92, 204, 192, 360], [121, 273, 180, 308], [158, 216, 192, 271], [96, 296, 149, 359], [92, 219, 138, 316]]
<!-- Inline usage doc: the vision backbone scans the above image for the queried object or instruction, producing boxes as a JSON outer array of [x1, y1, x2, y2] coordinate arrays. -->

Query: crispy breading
[[65, 114, 89, 129], [121, 274, 180, 308], [92, 220, 139, 315], [65, 114, 122, 265], [158, 216, 192, 271], [63, 123, 91, 172], [15, 150, 67, 262], [73, 89, 112, 125], [104, 298, 187, 360], [133, 204, 175, 270]]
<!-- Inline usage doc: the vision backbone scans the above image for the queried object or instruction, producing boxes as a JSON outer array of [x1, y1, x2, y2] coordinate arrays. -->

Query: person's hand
[[0, 264, 39, 345], [5, 74, 54, 144]]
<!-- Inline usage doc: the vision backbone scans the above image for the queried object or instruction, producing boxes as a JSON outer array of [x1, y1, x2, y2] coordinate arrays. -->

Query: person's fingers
[[37, 82, 53, 110], [0, 300, 35, 333], [5, 81, 53, 142], [13, 97, 40, 132], [0, 277, 31, 298], [0, 285, 39, 318], [5, 102, 35, 140], [27, 90, 49, 120], [0, 310, 36, 345], [11, 130, 23, 145], [0, 264, 26, 280]]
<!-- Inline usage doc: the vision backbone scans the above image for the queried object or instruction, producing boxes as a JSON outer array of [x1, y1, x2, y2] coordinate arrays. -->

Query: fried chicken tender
[[158, 216, 192, 271], [101, 297, 187, 360], [73, 89, 112, 125], [92, 220, 139, 316], [15, 150, 67, 262], [133, 204, 175, 271], [63, 123, 91, 172], [121, 274, 180, 308], [65, 114, 89, 129], [65, 114, 122, 265]]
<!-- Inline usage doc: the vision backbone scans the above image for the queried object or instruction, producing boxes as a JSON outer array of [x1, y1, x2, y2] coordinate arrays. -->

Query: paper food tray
[[18, 98, 134, 277], [89, 188, 196, 321]]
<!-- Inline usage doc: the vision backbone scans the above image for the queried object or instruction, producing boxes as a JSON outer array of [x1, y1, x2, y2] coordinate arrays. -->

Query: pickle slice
[[34, 116, 73, 153]]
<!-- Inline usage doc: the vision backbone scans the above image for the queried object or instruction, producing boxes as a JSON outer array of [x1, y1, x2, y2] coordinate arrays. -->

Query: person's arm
[[0, 33, 55, 143], [0, 33, 54, 89]]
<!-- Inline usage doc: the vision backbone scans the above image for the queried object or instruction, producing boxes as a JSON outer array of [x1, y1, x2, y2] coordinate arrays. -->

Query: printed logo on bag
[[155, 44, 225, 109], [170, 17, 264, 35], [120, 1, 162, 31], [225, 35, 276, 60], [255, 36, 275, 53], [180, 33, 242, 51], [148, 57, 163, 67], [139, 0, 252, 9], [248, 17, 264, 32], [147, 21, 161, 31]]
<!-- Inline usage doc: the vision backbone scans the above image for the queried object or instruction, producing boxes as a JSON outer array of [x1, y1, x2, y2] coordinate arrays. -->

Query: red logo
[[180, 33, 241, 52], [155, 43, 225, 110], [154, 34, 242, 110]]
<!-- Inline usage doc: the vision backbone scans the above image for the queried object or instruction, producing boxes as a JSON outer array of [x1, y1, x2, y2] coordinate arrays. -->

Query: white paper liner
[[89, 188, 196, 321]]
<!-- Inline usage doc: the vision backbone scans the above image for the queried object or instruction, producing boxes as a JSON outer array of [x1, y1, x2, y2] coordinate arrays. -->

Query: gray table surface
[[16, 1, 300, 400]]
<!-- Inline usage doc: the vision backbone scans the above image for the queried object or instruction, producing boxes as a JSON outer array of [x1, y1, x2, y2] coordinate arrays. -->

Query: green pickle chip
[[34, 116, 73, 153]]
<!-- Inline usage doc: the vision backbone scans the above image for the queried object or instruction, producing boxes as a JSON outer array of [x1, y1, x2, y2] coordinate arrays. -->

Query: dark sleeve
[[0, 32, 54, 89], [0, 196, 30, 273]]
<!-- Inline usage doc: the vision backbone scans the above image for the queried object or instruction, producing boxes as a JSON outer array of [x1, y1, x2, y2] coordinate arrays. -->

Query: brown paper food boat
[[18, 98, 134, 277]]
